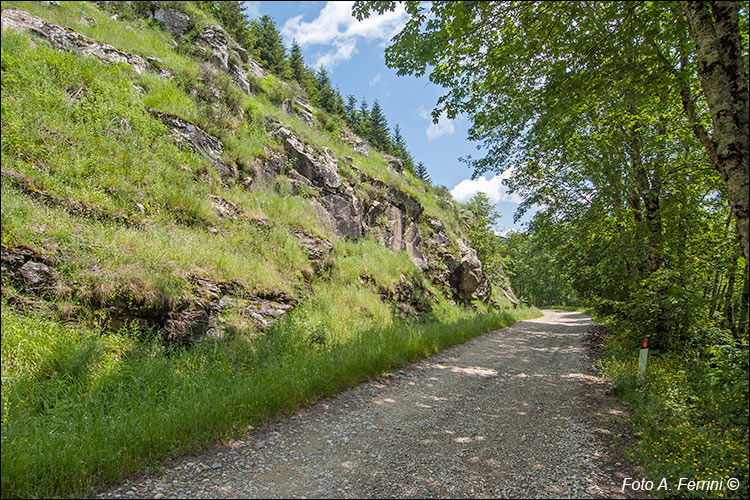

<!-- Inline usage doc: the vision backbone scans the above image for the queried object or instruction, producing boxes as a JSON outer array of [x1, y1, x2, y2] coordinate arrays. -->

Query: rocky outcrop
[[153, 8, 190, 37], [1, 244, 58, 296], [150, 110, 237, 181], [1, 8, 169, 77], [292, 97, 315, 127], [454, 240, 483, 301], [246, 57, 267, 79], [290, 230, 333, 273], [341, 130, 369, 156], [375, 274, 435, 318], [364, 192, 427, 270], [192, 25, 229, 71], [271, 126, 364, 239], [383, 154, 404, 175]]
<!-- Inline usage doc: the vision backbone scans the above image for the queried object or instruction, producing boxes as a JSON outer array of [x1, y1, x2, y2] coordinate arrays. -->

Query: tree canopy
[[354, 0, 749, 348]]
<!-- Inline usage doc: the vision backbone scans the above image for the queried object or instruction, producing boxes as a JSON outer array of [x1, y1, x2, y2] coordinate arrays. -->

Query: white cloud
[[369, 73, 382, 87], [243, 1, 261, 19], [281, 1, 408, 69], [426, 111, 455, 140], [450, 171, 521, 204], [494, 228, 515, 237]]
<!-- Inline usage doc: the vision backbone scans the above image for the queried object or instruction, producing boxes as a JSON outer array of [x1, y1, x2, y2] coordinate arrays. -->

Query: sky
[[244, 1, 535, 234]]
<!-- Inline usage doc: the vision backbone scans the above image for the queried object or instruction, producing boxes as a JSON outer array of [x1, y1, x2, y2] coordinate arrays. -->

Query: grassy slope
[[1, 2, 539, 497]]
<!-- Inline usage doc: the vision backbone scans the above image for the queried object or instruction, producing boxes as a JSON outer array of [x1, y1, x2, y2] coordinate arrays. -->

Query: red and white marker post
[[638, 336, 650, 383]]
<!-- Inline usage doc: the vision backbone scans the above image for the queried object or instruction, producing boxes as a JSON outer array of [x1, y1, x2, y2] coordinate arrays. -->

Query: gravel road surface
[[96, 310, 638, 499]]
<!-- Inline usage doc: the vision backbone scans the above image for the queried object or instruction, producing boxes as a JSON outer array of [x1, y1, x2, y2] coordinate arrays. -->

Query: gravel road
[[96, 310, 639, 499]]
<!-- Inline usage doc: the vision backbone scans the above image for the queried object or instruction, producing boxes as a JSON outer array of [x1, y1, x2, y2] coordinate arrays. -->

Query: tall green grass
[[1, 303, 539, 498]]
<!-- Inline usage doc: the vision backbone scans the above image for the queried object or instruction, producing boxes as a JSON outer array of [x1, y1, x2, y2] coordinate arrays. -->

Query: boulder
[[453, 239, 484, 302], [153, 8, 190, 37], [19, 261, 53, 287]]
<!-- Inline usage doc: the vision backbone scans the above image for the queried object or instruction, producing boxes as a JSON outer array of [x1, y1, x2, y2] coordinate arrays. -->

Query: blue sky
[[244, 1, 534, 233]]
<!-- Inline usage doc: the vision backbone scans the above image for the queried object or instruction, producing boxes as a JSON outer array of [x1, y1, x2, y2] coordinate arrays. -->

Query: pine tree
[[250, 15, 287, 75], [356, 98, 370, 138], [345, 95, 358, 129], [368, 99, 390, 151], [288, 40, 305, 84], [415, 161, 431, 183], [391, 124, 415, 174], [315, 67, 337, 113]]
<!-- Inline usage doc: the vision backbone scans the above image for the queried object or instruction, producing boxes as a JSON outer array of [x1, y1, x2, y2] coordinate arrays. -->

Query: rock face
[[1, 8, 167, 76], [364, 184, 427, 271], [287, 97, 315, 127], [383, 154, 404, 175], [274, 127, 340, 190], [272, 127, 366, 239], [341, 130, 369, 157], [153, 8, 190, 37], [454, 239, 484, 302], [193, 25, 229, 71], [151, 110, 236, 181]]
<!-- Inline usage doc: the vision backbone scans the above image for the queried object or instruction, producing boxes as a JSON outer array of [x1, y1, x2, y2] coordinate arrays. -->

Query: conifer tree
[[415, 161, 431, 183], [250, 15, 287, 75], [288, 40, 306, 84], [391, 124, 415, 173], [345, 95, 359, 129], [356, 98, 370, 138], [368, 99, 390, 151]]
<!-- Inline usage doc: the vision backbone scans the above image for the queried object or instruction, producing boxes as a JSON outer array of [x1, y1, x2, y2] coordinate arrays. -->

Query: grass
[[0, 4, 540, 498], [600, 343, 749, 499], [1, 302, 540, 498]]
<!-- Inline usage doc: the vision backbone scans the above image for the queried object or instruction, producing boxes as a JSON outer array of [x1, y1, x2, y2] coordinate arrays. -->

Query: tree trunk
[[738, 262, 749, 341], [681, 1, 750, 262], [722, 252, 738, 333]]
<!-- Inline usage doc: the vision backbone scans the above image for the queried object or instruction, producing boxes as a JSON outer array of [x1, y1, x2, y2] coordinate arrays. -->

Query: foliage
[[463, 193, 507, 285], [601, 348, 749, 499]]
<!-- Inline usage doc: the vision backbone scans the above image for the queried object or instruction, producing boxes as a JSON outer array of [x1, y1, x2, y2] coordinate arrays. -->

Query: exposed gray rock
[[281, 98, 293, 114], [1, 7, 157, 75], [383, 154, 404, 175], [209, 195, 239, 220], [193, 25, 229, 71], [320, 188, 363, 239], [366, 200, 427, 270], [153, 8, 190, 37], [341, 130, 369, 156], [453, 239, 484, 302], [290, 230, 333, 273], [19, 261, 52, 286], [273, 127, 341, 190], [150, 110, 236, 181], [246, 57, 267, 79], [230, 65, 251, 94], [292, 97, 315, 127]]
